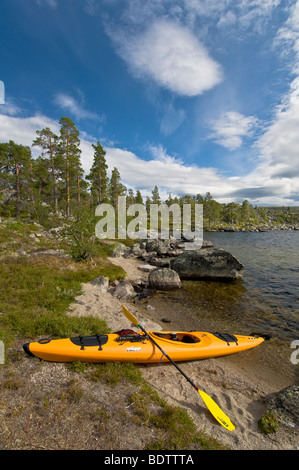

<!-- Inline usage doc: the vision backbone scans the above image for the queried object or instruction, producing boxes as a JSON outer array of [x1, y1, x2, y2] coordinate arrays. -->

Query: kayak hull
[[23, 330, 265, 363]]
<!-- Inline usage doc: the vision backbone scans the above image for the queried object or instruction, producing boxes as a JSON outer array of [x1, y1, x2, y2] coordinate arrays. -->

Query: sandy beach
[[67, 255, 298, 451]]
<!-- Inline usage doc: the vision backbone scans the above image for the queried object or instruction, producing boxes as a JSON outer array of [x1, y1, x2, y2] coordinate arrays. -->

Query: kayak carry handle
[[249, 332, 271, 341]]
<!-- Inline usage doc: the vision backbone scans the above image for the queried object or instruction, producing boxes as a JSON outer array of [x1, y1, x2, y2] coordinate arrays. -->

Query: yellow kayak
[[23, 329, 266, 363]]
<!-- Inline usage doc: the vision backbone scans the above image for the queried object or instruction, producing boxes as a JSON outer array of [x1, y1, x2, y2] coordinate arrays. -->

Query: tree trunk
[[49, 140, 58, 215], [66, 131, 70, 218], [15, 162, 21, 218]]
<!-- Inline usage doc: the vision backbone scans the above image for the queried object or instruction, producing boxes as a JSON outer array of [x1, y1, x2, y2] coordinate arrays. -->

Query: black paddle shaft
[[139, 324, 199, 392]]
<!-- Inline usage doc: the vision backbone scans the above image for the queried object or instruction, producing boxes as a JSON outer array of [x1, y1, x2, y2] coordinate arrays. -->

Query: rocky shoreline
[[108, 236, 245, 294]]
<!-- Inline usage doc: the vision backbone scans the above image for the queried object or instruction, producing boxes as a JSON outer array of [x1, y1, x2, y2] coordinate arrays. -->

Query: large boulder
[[170, 247, 244, 281], [148, 268, 182, 290]]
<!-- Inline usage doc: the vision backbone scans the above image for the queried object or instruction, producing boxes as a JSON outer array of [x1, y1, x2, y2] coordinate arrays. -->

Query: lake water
[[202, 230, 299, 341], [148, 230, 299, 382]]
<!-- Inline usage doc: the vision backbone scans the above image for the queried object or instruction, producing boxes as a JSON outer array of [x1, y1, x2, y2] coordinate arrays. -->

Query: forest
[[0, 116, 298, 231]]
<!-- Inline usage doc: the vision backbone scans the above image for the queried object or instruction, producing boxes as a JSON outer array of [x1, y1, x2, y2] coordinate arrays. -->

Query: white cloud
[[148, 144, 184, 165], [275, 0, 299, 73], [255, 76, 299, 179], [105, 146, 233, 199], [0, 112, 60, 149], [181, 0, 280, 31], [0, 99, 22, 117], [104, 144, 299, 205], [236, 0, 280, 31], [217, 11, 236, 29], [251, 1, 299, 184], [105, 0, 280, 37], [108, 19, 222, 97], [208, 111, 258, 150], [53, 93, 104, 122]]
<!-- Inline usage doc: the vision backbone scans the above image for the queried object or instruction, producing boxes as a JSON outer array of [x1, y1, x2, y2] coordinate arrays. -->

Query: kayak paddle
[[121, 304, 235, 431]]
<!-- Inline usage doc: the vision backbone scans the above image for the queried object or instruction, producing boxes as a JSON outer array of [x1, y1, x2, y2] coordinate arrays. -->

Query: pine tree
[[224, 202, 241, 225], [165, 193, 174, 206], [109, 167, 126, 208], [32, 127, 59, 213], [145, 196, 151, 218], [0, 141, 32, 217], [127, 188, 135, 206], [86, 140, 108, 206], [58, 117, 83, 217], [151, 185, 161, 204], [135, 190, 143, 204], [31, 156, 52, 204], [241, 199, 256, 224]]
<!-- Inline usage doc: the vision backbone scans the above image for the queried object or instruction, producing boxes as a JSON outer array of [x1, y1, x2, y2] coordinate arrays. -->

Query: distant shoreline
[[204, 224, 299, 232]]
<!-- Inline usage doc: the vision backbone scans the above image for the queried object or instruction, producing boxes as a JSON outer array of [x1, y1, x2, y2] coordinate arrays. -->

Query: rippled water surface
[[201, 230, 299, 341]]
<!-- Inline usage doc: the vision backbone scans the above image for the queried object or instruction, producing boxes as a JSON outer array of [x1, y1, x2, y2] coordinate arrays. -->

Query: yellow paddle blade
[[121, 304, 139, 327], [198, 390, 235, 431]]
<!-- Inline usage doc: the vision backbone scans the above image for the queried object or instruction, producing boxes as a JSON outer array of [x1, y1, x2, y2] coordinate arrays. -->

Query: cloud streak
[[35, 0, 57, 9], [53, 92, 104, 122]]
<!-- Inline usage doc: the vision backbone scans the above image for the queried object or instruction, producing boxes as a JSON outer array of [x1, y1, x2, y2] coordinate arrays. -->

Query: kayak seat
[[153, 332, 198, 343], [181, 335, 197, 343]]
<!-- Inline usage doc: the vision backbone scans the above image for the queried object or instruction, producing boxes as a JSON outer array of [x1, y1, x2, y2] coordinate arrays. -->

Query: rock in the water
[[170, 247, 244, 280], [148, 268, 182, 290]]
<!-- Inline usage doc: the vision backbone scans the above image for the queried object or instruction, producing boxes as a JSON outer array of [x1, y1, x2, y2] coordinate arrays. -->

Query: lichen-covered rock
[[266, 385, 299, 428], [170, 247, 244, 281]]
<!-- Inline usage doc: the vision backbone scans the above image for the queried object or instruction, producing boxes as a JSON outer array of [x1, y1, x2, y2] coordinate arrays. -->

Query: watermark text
[[290, 340, 299, 365], [0, 340, 4, 365], [95, 196, 203, 250], [0, 81, 4, 104]]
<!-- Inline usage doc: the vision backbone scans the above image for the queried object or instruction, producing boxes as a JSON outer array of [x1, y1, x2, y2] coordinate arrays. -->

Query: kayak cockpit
[[151, 332, 201, 344]]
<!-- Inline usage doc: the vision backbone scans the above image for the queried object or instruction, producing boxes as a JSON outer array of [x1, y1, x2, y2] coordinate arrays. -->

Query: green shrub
[[258, 412, 279, 434]]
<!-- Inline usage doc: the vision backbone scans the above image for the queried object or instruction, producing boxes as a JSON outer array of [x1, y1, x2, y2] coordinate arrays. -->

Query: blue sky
[[1, 0, 299, 205]]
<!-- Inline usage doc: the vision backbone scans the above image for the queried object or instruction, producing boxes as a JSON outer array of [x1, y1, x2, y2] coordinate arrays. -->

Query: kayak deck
[[23, 330, 265, 363]]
